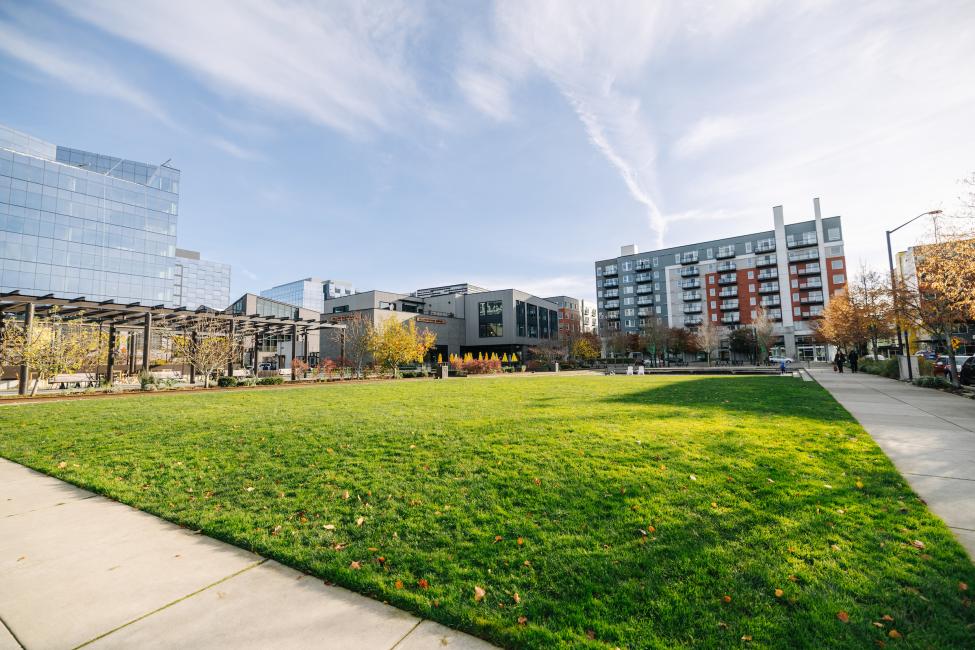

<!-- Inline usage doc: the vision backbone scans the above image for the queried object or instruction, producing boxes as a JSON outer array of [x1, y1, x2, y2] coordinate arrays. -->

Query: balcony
[[718, 273, 737, 285], [767, 309, 783, 321], [720, 300, 739, 310], [636, 296, 652, 305], [798, 278, 823, 290], [787, 232, 818, 249], [603, 266, 619, 276], [680, 266, 699, 277], [758, 282, 779, 294], [634, 259, 652, 271], [757, 269, 778, 280], [635, 273, 652, 283], [800, 292, 825, 304], [605, 310, 620, 320], [717, 261, 736, 272], [680, 278, 701, 290], [718, 287, 738, 298], [684, 316, 703, 327], [683, 304, 702, 314], [760, 296, 781, 307], [603, 289, 619, 298], [797, 264, 821, 276], [756, 254, 777, 267], [755, 238, 776, 252], [637, 307, 651, 316], [721, 312, 741, 324], [604, 300, 620, 309], [680, 252, 699, 265], [788, 249, 819, 263], [682, 291, 702, 302], [602, 278, 619, 287], [716, 246, 736, 259], [636, 285, 652, 294]]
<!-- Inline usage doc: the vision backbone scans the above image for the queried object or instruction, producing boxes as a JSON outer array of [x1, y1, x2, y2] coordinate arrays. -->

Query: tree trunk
[[946, 332, 961, 388], [31, 376, 40, 397]]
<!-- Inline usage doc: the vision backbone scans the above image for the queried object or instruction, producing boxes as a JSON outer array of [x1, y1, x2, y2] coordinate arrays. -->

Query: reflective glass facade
[[0, 124, 179, 305], [261, 278, 325, 312], [175, 254, 231, 310]]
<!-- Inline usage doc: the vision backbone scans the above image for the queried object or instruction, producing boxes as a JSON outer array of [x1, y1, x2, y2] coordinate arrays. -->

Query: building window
[[478, 300, 503, 337], [831, 259, 844, 270], [828, 227, 841, 241], [550, 309, 559, 338], [539, 305, 550, 338], [332, 305, 349, 313], [516, 300, 526, 336], [527, 303, 538, 338], [833, 274, 846, 284]]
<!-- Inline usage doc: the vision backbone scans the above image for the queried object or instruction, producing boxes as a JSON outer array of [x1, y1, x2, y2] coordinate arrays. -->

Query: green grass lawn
[[2, 375, 973, 648]]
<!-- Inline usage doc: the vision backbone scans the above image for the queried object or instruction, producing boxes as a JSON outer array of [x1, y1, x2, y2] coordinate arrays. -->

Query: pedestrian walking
[[834, 350, 845, 373], [848, 349, 859, 373]]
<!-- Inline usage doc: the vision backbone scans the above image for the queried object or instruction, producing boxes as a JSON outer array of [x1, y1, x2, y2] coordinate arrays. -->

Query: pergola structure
[[0, 291, 343, 395]]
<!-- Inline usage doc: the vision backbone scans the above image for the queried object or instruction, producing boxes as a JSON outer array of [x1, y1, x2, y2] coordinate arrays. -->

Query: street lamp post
[[885, 210, 942, 381]]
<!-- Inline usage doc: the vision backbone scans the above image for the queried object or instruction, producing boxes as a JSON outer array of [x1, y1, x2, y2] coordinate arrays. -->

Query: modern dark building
[[595, 199, 848, 360]]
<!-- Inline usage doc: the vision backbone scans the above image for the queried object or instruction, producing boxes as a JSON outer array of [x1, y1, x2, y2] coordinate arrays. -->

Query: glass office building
[[174, 249, 231, 310], [0, 123, 229, 306]]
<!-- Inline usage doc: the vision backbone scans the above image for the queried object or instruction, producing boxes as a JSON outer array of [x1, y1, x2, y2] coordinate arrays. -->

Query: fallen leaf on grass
[[788, 575, 799, 582], [418, 579, 429, 589], [881, 615, 894, 622], [960, 582, 969, 591], [517, 616, 527, 626], [332, 543, 347, 551], [689, 474, 697, 481], [395, 580, 404, 589], [911, 540, 925, 549], [356, 516, 365, 526], [837, 611, 850, 623], [349, 561, 361, 570], [741, 635, 753, 641], [722, 595, 732, 603], [873, 622, 885, 628], [513, 592, 521, 604], [888, 630, 901, 638], [586, 630, 596, 640], [245, 486, 254, 492], [855, 480, 864, 489], [533, 477, 541, 486], [323, 524, 336, 530], [342, 490, 350, 500], [57, 461, 67, 469], [494, 535, 503, 543], [517, 537, 524, 545], [474, 586, 486, 602], [774, 588, 784, 598]]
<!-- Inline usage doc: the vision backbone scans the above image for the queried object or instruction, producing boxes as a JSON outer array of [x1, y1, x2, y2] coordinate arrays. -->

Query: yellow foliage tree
[[366, 318, 437, 378]]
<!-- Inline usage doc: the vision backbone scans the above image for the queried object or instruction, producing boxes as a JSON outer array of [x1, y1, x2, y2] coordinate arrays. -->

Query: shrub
[[257, 376, 284, 385], [238, 377, 257, 387], [138, 370, 157, 391], [217, 376, 238, 388], [449, 358, 502, 375], [860, 358, 899, 379], [913, 376, 950, 389]]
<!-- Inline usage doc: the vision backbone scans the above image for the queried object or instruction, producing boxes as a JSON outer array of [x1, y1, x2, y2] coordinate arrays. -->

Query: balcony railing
[[683, 305, 703, 314], [718, 287, 738, 297], [716, 247, 736, 259], [760, 297, 781, 307], [636, 296, 652, 305], [798, 278, 823, 289], [605, 310, 620, 320], [635, 273, 652, 283], [718, 273, 737, 285], [604, 289, 619, 298], [758, 282, 779, 294], [721, 313, 741, 324], [682, 291, 701, 302], [680, 252, 699, 265], [603, 266, 619, 276], [767, 309, 783, 320], [684, 316, 703, 326], [603, 278, 619, 287], [636, 285, 652, 294], [680, 278, 701, 289], [634, 260, 652, 271], [680, 266, 699, 277], [604, 300, 620, 308], [756, 238, 776, 252], [756, 254, 777, 267], [757, 269, 778, 280], [717, 261, 736, 272], [637, 308, 651, 317], [800, 293, 825, 304], [720, 300, 739, 310], [788, 249, 819, 263], [786, 233, 818, 249], [797, 264, 821, 275]]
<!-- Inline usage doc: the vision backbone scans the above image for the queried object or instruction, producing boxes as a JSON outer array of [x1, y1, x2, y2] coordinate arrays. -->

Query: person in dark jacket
[[848, 349, 859, 373], [834, 350, 845, 373]]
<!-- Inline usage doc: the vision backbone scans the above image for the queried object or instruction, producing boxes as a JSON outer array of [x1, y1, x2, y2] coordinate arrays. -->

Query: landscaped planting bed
[[1, 375, 972, 648]]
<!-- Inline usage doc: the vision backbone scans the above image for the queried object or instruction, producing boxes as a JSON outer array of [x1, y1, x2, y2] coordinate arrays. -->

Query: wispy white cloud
[[673, 116, 745, 159], [55, 0, 430, 137], [207, 136, 263, 162], [0, 20, 175, 128]]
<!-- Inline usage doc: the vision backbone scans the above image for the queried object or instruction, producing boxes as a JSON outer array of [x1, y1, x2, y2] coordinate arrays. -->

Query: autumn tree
[[570, 333, 600, 363], [695, 320, 721, 366], [667, 327, 698, 363], [895, 216, 975, 387], [331, 312, 370, 379], [640, 317, 670, 367], [366, 317, 437, 378], [816, 293, 864, 352], [752, 307, 777, 362], [728, 327, 755, 362], [1, 308, 101, 395], [172, 314, 241, 388], [850, 265, 895, 356]]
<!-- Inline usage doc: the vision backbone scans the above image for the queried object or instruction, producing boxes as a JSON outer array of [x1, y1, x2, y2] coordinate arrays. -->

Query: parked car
[[258, 362, 277, 371], [769, 356, 795, 365], [915, 350, 938, 360], [960, 357, 975, 385], [862, 354, 886, 360], [934, 355, 972, 379]]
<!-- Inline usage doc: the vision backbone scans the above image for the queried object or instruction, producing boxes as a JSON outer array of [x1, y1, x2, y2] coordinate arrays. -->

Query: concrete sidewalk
[[810, 368, 975, 558], [0, 458, 495, 650]]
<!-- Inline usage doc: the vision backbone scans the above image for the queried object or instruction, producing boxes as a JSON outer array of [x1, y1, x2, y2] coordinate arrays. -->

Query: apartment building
[[544, 295, 597, 337], [594, 199, 847, 360]]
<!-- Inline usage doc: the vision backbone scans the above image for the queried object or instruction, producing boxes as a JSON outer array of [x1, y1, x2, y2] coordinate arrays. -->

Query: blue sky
[[2, 0, 974, 302]]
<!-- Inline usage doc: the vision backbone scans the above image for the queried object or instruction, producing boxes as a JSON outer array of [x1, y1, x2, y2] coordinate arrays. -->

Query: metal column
[[227, 319, 236, 377], [141, 313, 152, 372], [17, 303, 34, 396], [189, 331, 197, 384], [290, 324, 298, 381], [106, 324, 117, 385]]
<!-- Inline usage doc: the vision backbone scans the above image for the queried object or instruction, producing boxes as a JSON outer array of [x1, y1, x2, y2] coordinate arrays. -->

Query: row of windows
[[512, 301, 559, 339]]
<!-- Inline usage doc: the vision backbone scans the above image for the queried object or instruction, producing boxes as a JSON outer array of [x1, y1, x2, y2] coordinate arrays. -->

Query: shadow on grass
[[601, 375, 855, 423]]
